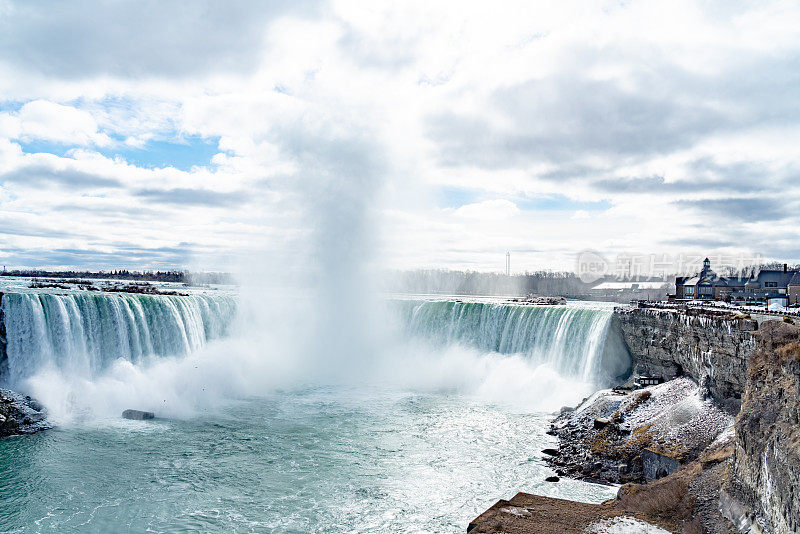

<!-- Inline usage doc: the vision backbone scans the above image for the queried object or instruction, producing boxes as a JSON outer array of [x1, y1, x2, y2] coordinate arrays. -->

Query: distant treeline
[[384, 269, 590, 297], [0, 269, 234, 285], [724, 262, 800, 278]]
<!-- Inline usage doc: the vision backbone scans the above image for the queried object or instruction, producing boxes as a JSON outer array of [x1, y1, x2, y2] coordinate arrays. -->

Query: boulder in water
[[122, 409, 155, 420]]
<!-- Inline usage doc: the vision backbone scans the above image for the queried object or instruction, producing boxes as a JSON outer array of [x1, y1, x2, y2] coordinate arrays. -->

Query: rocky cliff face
[[723, 321, 800, 534], [615, 309, 800, 533], [614, 308, 758, 411]]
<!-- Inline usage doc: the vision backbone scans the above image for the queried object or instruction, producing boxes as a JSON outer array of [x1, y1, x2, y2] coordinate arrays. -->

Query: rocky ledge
[[470, 435, 735, 534], [545, 377, 733, 485], [0, 388, 51, 437]]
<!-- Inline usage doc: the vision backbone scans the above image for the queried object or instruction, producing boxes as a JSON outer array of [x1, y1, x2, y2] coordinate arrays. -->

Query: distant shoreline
[[0, 270, 233, 285]]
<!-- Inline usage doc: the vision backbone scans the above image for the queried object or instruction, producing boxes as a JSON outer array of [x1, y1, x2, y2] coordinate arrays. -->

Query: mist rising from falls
[[0, 129, 631, 420], [1, 292, 236, 388]]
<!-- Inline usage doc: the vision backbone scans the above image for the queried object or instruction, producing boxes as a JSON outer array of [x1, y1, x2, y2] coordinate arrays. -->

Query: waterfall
[[0, 292, 237, 387], [394, 299, 619, 381]]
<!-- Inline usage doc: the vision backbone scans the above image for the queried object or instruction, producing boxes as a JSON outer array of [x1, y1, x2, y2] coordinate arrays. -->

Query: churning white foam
[[379, 342, 598, 413], [15, 299, 609, 424]]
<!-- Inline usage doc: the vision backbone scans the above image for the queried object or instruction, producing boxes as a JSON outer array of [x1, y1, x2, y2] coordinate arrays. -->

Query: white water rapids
[[0, 290, 630, 421], [0, 290, 630, 532], [0, 291, 236, 388], [395, 299, 616, 381]]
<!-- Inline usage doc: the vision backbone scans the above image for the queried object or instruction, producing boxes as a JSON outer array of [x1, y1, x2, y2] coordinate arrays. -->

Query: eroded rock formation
[[723, 321, 800, 534]]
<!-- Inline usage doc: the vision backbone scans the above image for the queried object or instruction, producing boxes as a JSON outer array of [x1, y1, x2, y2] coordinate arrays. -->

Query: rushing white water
[[0, 291, 237, 387], [0, 291, 628, 532], [0, 289, 628, 421], [394, 299, 616, 381]]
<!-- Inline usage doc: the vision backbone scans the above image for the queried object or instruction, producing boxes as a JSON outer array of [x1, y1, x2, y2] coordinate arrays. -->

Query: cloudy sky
[[1, 0, 799, 273]]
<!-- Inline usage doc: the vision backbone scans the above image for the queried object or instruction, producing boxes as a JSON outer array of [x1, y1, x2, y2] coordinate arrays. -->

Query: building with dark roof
[[787, 271, 800, 306], [675, 258, 798, 306]]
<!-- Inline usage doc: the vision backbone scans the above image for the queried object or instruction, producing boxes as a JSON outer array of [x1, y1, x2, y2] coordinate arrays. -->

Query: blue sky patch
[[104, 136, 222, 171], [18, 139, 75, 157], [517, 194, 611, 212], [19, 135, 223, 171], [436, 187, 611, 213], [435, 186, 482, 208], [0, 100, 25, 112]]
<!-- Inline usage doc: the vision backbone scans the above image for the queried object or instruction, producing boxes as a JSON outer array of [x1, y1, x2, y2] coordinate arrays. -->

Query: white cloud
[[0, 0, 799, 270], [11, 100, 111, 146], [453, 199, 520, 220], [571, 210, 590, 220]]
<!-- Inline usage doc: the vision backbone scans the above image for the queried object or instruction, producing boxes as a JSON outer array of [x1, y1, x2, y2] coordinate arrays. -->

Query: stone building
[[676, 258, 798, 306]]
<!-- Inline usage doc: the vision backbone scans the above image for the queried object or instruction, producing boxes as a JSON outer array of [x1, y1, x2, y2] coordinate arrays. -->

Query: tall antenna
[[506, 251, 510, 276]]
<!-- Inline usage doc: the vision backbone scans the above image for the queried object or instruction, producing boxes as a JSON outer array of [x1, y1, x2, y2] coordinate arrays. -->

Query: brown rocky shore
[[468, 492, 670, 533], [470, 309, 800, 534]]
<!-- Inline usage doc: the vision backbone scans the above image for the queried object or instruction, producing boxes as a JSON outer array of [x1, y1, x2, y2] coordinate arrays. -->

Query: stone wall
[[612, 307, 758, 410]]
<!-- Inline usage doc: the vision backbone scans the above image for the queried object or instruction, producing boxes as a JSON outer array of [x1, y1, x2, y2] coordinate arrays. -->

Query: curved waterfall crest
[[0, 291, 237, 386], [395, 299, 617, 380]]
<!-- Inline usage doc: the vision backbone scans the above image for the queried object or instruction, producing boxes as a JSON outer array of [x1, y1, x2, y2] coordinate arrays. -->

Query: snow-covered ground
[[560, 377, 734, 460], [621, 378, 733, 456], [588, 516, 670, 533], [644, 298, 799, 315]]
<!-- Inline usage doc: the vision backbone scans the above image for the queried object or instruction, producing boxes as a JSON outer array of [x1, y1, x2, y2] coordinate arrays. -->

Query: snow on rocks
[[546, 377, 734, 484], [621, 377, 733, 459], [587, 516, 670, 534], [0, 388, 51, 437]]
